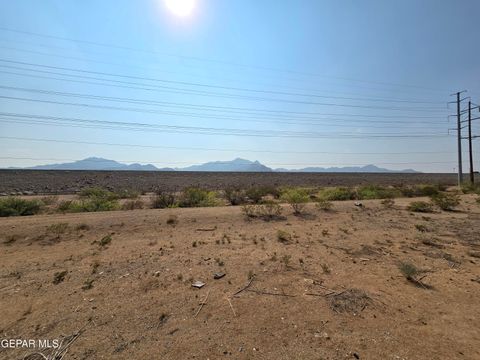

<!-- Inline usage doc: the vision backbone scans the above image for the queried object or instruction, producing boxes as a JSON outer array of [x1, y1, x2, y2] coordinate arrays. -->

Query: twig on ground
[[194, 290, 211, 318], [232, 275, 255, 297], [195, 228, 216, 232], [245, 289, 296, 297], [227, 297, 237, 317]]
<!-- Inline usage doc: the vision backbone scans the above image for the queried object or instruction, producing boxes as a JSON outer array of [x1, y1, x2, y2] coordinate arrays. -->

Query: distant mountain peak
[[14, 157, 420, 173]]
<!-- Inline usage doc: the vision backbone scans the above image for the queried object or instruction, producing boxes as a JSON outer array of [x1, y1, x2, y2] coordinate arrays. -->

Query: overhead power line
[[0, 112, 453, 139], [0, 136, 459, 155], [0, 26, 452, 93], [0, 42, 450, 103], [0, 59, 447, 112], [0, 86, 446, 128], [0, 68, 447, 122]]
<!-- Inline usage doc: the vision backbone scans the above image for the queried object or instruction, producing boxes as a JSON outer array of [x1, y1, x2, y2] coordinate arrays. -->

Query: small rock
[[192, 281, 205, 288], [213, 272, 225, 280]]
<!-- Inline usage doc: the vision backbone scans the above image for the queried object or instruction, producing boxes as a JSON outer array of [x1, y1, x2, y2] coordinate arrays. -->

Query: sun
[[164, 0, 197, 17]]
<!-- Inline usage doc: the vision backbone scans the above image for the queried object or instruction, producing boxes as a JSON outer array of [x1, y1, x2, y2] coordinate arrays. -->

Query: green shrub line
[[0, 183, 462, 217]]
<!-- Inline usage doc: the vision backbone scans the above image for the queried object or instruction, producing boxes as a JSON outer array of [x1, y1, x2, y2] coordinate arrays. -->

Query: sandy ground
[[1, 195, 480, 359]]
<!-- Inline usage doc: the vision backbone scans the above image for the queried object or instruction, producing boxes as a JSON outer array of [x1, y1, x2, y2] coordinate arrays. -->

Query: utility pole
[[456, 92, 463, 186], [468, 101, 474, 184]]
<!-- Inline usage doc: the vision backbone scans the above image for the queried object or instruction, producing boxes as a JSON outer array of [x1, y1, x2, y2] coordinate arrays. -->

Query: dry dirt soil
[[1, 195, 480, 359], [0, 170, 462, 195]]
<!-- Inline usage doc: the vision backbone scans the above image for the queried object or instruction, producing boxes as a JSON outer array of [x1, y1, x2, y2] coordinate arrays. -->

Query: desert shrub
[[281, 188, 309, 215], [316, 199, 333, 211], [53, 270, 68, 285], [99, 234, 112, 247], [115, 189, 140, 199], [79, 187, 118, 201], [179, 187, 218, 207], [241, 202, 283, 221], [356, 185, 399, 200], [40, 196, 58, 206], [407, 201, 434, 213], [47, 223, 69, 235], [318, 187, 356, 201], [58, 198, 119, 213], [121, 199, 144, 210], [399, 184, 442, 198], [430, 193, 460, 211], [0, 197, 43, 217], [461, 183, 480, 194], [152, 190, 178, 209], [277, 230, 292, 244], [381, 198, 395, 208], [244, 186, 280, 204], [399, 262, 419, 280], [256, 201, 283, 220], [241, 204, 257, 218], [224, 188, 247, 205]]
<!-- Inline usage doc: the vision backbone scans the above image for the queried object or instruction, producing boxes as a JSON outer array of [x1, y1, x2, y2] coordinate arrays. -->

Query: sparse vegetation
[[47, 222, 69, 235], [152, 190, 178, 209], [399, 261, 419, 281], [58, 198, 119, 213], [414, 224, 428, 232], [430, 193, 460, 211], [277, 229, 292, 244], [0, 197, 43, 217], [245, 186, 279, 204], [316, 199, 333, 211], [82, 278, 94, 290], [381, 198, 395, 208], [40, 195, 59, 206], [53, 270, 67, 285], [75, 223, 90, 231], [407, 201, 434, 213], [318, 187, 356, 201], [224, 187, 247, 205], [241, 202, 283, 221], [99, 234, 112, 247], [121, 199, 144, 210], [179, 187, 218, 207], [356, 185, 399, 200], [281, 188, 309, 215]]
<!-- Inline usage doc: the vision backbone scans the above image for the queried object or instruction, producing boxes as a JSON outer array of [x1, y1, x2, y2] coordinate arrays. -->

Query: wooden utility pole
[[468, 101, 474, 184], [456, 92, 463, 186]]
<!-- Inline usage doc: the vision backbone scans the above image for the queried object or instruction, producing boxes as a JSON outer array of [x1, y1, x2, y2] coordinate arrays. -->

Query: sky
[[0, 0, 479, 172]]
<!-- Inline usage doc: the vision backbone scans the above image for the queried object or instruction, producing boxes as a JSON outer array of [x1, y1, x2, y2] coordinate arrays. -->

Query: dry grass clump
[[152, 190, 178, 209], [398, 261, 431, 288], [407, 201, 434, 213], [328, 288, 371, 314], [280, 188, 309, 215], [53, 270, 68, 285], [47, 222, 69, 235], [241, 202, 283, 221], [381, 198, 395, 208], [316, 199, 333, 211], [430, 193, 460, 211], [277, 230, 292, 244], [121, 199, 144, 210]]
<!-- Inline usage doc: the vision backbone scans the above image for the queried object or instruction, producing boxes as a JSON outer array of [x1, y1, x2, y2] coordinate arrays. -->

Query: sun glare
[[164, 0, 197, 18]]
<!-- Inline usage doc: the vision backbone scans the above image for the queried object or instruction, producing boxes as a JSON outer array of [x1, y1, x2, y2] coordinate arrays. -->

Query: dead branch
[[227, 297, 237, 317], [232, 276, 255, 297], [194, 290, 211, 318], [245, 289, 296, 297]]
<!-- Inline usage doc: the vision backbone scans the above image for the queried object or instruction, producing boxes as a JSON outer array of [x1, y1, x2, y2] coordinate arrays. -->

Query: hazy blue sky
[[0, 0, 479, 172]]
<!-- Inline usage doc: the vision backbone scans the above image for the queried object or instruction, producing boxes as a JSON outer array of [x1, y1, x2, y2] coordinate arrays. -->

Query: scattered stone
[[192, 281, 205, 288], [354, 202, 364, 207], [213, 272, 225, 280]]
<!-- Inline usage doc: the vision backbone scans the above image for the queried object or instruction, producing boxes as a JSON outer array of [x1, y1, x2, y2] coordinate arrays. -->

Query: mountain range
[[10, 157, 420, 173]]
